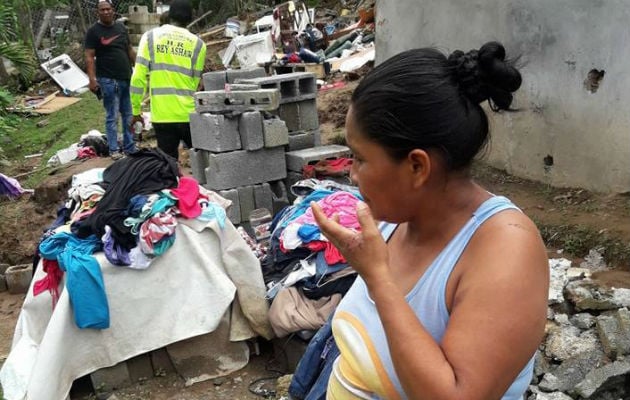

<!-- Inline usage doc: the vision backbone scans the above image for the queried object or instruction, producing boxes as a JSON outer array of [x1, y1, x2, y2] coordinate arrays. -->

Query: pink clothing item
[[170, 176, 202, 219], [293, 191, 362, 230], [77, 147, 97, 159], [305, 240, 346, 265]]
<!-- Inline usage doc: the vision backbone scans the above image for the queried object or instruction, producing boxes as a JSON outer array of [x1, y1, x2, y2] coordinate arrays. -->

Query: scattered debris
[[40, 54, 89, 95]]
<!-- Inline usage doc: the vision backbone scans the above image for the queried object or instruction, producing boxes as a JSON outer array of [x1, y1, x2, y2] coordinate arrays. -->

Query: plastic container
[[249, 208, 272, 243], [5, 264, 33, 294]]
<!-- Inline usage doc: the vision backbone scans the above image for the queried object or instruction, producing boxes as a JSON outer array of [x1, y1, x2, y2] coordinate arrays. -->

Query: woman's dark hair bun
[[448, 41, 522, 110]]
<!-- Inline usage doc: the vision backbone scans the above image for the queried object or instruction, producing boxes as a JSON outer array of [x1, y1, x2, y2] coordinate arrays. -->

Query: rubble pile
[[531, 254, 630, 399]]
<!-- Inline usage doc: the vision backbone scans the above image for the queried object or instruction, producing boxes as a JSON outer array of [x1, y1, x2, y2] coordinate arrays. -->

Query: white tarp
[[0, 218, 273, 400]]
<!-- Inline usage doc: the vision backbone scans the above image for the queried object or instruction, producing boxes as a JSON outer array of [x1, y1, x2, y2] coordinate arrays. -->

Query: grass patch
[[537, 221, 630, 267], [2, 92, 105, 187], [328, 130, 347, 146]]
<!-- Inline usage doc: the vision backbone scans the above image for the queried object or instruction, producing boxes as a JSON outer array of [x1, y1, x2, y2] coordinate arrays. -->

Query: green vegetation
[[0, 91, 105, 186], [538, 222, 630, 267], [0, 2, 37, 87]]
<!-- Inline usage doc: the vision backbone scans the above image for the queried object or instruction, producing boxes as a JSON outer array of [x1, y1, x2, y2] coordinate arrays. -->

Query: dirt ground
[[2, 79, 630, 399]]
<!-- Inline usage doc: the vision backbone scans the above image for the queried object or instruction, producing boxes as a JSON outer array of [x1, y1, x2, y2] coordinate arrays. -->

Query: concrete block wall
[[190, 72, 351, 224], [89, 348, 177, 394], [190, 85, 291, 224], [235, 72, 322, 153]]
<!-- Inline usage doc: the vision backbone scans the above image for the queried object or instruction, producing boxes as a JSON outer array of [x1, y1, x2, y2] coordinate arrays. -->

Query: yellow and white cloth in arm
[[130, 24, 206, 123]]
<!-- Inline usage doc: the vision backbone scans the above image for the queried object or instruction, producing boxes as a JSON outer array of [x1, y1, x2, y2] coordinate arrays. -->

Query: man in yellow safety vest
[[130, 0, 206, 161]]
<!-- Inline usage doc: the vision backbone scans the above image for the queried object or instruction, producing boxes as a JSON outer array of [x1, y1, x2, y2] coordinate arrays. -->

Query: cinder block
[[190, 112, 241, 152], [0, 274, 6, 292], [127, 5, 150, 24], [263, 118, 289, 148], [287, 130, 318, 151], [236, 72, 317, 103], [194, 89, 280, 114], [126, 353, 154, 382], [285, 144, 352, 172], [239, 111, 264, 151], [226, 67, 266, 84], [298, 75, 317, 97], [149, 348, 175, 375], [202, 71, 227, 91], [188, 149, 210, 184], [136, 23, 159, 33], [90, 362, 131, 392], [204, 147, 287, 190], [298, 99, 319, 131], [129, 33, 143, 44], [253, 183, 274, 213], [226, 83, 259, 91], [269, 181, 290, 215], [217, 188, 241, 224], [237, 186, 256, 222], [278, 102, 300, 132]]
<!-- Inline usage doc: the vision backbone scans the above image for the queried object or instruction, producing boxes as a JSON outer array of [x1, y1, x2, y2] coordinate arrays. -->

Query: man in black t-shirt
[[84, 0, 137, 159]]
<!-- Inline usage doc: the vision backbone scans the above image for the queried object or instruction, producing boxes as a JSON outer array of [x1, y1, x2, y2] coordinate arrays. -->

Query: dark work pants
[[152, 122, 193, 161]]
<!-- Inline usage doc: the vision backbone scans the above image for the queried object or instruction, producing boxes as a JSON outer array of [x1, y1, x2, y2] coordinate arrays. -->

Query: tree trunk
[[18, 2, 40, 64], [73, 0, 88, 36]]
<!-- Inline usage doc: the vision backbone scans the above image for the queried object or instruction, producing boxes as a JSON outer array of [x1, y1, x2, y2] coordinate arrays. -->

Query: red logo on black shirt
[[100, 34, 121, 46]]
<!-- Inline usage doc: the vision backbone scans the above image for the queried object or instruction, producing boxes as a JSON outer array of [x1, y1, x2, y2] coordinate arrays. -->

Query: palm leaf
[[0, 4, 18, 43], [0, 41, 37, 82]]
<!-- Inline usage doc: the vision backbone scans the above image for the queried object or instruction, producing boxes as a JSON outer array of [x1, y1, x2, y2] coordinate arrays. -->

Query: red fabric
[[319, 81, 346, 91], [303, 157, 353, 178], [171, 176, 202, 218], [33, 259, 64, 309], [77, 147, 97, 159], [287, 53, 301, 63], [306, 240, 346, 265]]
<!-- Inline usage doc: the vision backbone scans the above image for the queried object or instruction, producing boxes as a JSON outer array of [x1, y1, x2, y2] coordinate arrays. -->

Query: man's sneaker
[[110, 152, 124, 161]]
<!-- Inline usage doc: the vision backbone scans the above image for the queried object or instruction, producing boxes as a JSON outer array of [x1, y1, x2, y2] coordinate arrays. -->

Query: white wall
[[375, 0, 630, 193]]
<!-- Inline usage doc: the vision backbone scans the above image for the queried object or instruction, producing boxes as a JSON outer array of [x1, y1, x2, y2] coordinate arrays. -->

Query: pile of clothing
[[33, 148, 231, 329], [262, 178, 362, 337]]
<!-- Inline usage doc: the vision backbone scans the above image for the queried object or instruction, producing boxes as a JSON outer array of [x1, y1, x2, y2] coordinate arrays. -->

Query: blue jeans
[[289, 315, 339, 400], [98, 77, 136, 154]]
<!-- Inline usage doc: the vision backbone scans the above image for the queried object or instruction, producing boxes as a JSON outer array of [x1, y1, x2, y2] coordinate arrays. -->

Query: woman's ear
[[407, 149, 431, 188]]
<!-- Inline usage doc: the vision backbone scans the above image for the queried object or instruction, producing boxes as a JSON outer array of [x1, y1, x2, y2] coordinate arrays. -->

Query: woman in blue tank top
[[306, 42, 550, 400]]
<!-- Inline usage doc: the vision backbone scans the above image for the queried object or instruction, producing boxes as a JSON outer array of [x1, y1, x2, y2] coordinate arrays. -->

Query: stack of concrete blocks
[[189, 67, 292, 224], [126, 5, 160, 47], [234, 72, 321, 152]]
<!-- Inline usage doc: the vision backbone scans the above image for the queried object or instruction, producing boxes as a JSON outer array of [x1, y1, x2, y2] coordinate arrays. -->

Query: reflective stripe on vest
[[151, 88, 196, 96], [147, 30, 203, 78], [136, 56, 150, 67]]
